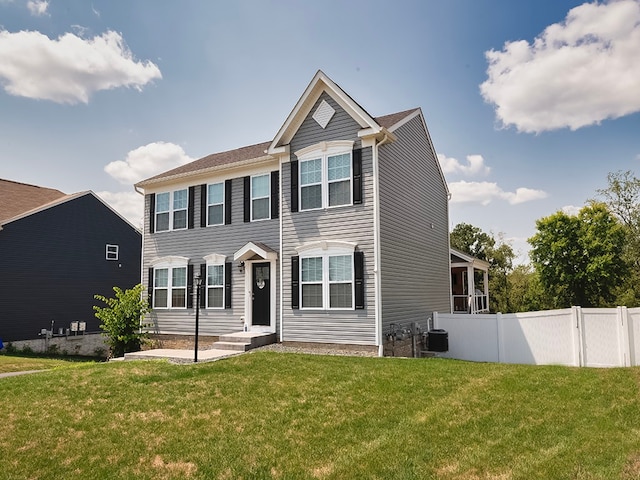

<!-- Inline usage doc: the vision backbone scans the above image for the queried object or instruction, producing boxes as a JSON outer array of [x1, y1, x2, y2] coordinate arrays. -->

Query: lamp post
[[194, 271, 203, 363]]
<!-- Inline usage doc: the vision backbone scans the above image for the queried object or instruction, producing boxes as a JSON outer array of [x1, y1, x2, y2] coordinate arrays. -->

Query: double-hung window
[[207, 182, 224, 226], [296, 241, 356, 310], [207, 264, 224, 308], [155, 189, 188, 231], [251, 174, 270, 221], [153, 265, 187, 309], [296, 141, 354, 211]]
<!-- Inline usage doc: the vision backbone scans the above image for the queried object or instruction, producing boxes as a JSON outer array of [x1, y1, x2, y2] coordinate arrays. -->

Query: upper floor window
[[251, 174, 270, 221], [207, 182, 224, 226], [156, 189, 188, 232], [105, 244, 119, 261], [296, 141, 354, 211]]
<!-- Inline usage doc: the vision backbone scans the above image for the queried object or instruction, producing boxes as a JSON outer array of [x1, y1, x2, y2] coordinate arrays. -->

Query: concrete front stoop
[[210, 331, 277, 352]]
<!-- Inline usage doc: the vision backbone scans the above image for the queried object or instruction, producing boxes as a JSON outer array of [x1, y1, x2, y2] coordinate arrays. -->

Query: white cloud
[[96, 191, 143, 228], [105, 142, 193, 185], [561, 204, 582, 216], [27, 0, 48, 16], [480, 0, 640, 133], [0, 29, 161, 104], [449, 181, 548, 205], [438, 153, 490, 176]]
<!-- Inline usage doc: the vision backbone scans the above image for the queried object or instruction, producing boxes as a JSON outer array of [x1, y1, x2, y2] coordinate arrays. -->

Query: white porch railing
[[433, 306, 639, 367], [452, 294, 489, 314]]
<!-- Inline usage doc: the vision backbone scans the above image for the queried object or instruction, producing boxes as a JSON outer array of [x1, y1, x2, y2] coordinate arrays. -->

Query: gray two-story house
[[135, 71, 451, 355]]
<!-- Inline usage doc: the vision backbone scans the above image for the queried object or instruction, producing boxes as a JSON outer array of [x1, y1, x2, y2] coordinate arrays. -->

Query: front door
[[252, 262, 270, 326]]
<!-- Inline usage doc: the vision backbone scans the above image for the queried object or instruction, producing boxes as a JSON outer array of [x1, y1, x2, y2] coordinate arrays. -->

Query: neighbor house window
[[155, 189, 188, 232], [106, 244, 119, 261], [251, 174, 270, 221], [153, 265, 187, 309], [295, 141, 354, 211], [207, 182, 224, 225]]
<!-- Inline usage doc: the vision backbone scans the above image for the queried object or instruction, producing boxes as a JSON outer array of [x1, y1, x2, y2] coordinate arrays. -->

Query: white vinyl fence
[[433, 307, 640, 367]]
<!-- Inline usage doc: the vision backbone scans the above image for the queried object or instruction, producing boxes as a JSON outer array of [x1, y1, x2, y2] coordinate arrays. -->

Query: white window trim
[[155, 189, 189, 232], [106, 244, 119, 261], [296, 241, 357, 311], [207, 182, 225, 226], [295, 141, 354, 211], [204, 253, 227, 309], [151, 256, 189, 310], [251, 173, 271, 222]]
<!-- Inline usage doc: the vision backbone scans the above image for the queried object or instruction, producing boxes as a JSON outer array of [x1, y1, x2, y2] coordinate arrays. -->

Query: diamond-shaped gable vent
[[312, 100, 335, 129]]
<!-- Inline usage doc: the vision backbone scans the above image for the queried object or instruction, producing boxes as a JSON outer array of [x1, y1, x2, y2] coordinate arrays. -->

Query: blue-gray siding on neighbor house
[[281, 93, 377, 345], [143, 176, 280, 336], [0, 194, 141, 342], [378, 114, 451, 334]]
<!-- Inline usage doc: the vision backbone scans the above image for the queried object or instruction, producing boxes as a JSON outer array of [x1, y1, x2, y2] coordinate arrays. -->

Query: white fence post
[[619, 306, 631, 367], [496, 312, 505, 363], [571, 306, 584, 367]]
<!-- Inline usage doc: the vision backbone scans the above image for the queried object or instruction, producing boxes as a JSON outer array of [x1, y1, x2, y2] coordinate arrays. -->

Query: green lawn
[[0, 354, 92, 374], [1, 352, 640, 479]]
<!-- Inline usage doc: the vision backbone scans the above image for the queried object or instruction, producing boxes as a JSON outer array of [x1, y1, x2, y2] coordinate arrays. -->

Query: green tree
[[94, 284, 150, 358], [528, 203, 627, 308], [595, 170, 640, 306], [507, 265, 554, 312]]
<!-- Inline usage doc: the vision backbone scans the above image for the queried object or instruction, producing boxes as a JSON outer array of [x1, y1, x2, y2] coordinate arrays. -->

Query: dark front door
[[252, 262, 270, 326]]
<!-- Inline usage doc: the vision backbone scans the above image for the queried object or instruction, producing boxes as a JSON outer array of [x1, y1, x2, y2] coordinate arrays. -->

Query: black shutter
[[354, 251, 364, 309], [187, 264, 194, 309], [188, 186, 195, 229], [290, 160, 299, 213], [353, 148, 363, 205], [200, 264, 206, 308], [271, 171, 279, 219], [200, 184, 207, 228], [291, 256, 300, 310], [225, 262, 232, 309], [243, 176, 250, 223], [149, 194, 155, 233], [225, 179, 232, 225], [148, 267, 154, 307]]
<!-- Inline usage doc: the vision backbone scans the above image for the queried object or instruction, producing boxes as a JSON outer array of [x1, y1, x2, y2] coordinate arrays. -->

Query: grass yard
[[0, 354, 92, 374], [1, 352, 640, 479]]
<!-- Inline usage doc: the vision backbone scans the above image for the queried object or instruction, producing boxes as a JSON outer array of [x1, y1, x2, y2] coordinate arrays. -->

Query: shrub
[[94, 284, 150, 358]]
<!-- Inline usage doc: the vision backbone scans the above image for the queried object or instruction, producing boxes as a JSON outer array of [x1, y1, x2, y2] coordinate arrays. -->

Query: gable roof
[[0, 178, 67, 223], [450, 248, 491, 270]]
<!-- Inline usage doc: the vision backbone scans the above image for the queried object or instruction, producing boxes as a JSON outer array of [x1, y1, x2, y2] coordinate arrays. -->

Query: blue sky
[[1, 0, 639, 262]]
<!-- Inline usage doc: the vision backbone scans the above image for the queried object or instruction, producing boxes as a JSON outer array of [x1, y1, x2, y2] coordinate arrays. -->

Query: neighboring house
[[135, 71, 451, 354], [0, 179, 141, 342], [450, 248, 490, 314]]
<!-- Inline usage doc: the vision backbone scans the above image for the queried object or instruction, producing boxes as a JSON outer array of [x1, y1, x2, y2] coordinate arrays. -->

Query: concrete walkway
[[0, 369, 47, 379], [122, 348, 242, 364]]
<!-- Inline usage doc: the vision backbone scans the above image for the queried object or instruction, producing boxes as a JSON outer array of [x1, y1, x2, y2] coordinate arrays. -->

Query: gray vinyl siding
[[281, 93, 376, 345], [378, 115, 451, 335], [142, 177, 279, 336]]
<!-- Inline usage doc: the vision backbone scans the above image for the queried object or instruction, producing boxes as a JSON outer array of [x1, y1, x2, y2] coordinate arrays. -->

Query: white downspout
[[373, 134, 391, 356]]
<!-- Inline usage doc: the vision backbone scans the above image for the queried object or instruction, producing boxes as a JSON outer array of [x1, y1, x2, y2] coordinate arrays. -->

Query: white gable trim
[[268, 70, 381, 153], [234, 242, 278, 262]]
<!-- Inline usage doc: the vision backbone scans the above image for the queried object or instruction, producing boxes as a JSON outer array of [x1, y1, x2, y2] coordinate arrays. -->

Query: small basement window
[[106, 244, 119, 261]]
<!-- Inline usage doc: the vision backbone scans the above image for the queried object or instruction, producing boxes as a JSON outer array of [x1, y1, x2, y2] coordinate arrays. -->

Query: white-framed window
[[106, 244, 119, 261], [204, 253, 227, 309], [251, 174, 270, 221], [155, 189, 188, 232], [295, 141, 354, 211], [151, 257, 189, 309], [207, 182, 224, 226], [297, 241, 356, 310]]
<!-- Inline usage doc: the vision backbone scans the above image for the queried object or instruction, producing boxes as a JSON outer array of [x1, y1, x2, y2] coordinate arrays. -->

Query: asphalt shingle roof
[[0, 179, 67, 223]]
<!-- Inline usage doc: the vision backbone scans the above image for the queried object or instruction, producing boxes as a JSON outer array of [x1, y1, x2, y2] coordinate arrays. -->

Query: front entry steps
[[210, 331, 277, 352]]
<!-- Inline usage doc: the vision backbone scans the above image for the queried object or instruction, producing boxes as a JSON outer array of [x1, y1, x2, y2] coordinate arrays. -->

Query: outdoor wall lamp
[[238, 261, 245, 273]]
